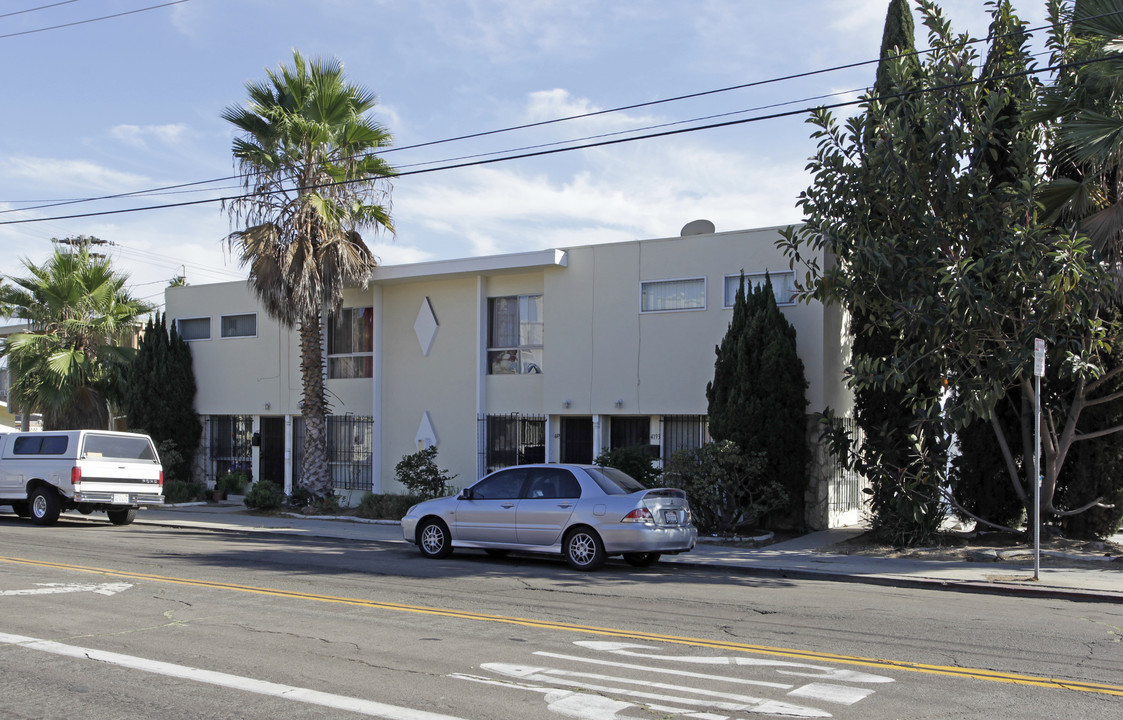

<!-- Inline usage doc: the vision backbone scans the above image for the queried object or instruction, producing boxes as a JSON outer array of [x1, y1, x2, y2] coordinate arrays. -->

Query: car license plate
[[663, 510, 678, 524], [112, 494, 129, 504]]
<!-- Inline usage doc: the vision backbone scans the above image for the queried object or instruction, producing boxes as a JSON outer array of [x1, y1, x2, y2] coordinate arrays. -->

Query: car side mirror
[[459, 488, 474, 500]]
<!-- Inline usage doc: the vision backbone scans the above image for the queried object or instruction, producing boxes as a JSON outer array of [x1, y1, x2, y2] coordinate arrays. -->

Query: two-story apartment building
[[165, 222, 860, 528]]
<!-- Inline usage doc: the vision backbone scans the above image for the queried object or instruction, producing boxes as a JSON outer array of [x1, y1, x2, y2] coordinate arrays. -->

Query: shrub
[[217, 471, 249, 495], [662, 440, 786, 536], [243, 480, 286, 510], [595, 445, 661, 488], [154, 439, 185, 483], [395, 446, 457, 500], [163, 479, 206, 504], [357, 492, 421, 520]]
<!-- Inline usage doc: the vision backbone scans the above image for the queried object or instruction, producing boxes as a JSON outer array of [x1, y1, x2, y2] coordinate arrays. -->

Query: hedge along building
[[164, 222, 861, 529]]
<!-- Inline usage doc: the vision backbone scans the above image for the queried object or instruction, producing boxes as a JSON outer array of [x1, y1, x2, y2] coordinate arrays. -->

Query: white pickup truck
[[0, 430, 164, 526]]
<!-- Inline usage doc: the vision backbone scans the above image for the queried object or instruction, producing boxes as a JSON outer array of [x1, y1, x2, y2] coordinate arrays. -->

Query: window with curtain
[[220, 313, 257, 338], [640, 278, 706, 312], [723, 272, 797, 307], [487, 294, 543, 374], [176, 317, 211, 341], [327, 307, 374, 379]]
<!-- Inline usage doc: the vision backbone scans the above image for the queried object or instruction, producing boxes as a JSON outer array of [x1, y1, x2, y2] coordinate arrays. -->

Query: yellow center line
[[3, 554, 1121, 697]]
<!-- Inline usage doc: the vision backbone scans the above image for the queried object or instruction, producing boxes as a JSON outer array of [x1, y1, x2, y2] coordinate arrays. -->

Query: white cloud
[[418, 0, 600, 63], [0, 157, 149, 193], [110, 124, 190, 149]]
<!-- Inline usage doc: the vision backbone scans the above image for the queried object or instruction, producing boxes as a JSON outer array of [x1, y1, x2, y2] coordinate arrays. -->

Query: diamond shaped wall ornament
[[414, 297, 439, 356], [416, 411, 438, 449]]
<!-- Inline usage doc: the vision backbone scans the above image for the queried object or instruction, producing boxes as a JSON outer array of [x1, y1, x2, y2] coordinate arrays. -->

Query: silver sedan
[[401, 464, 697, 570]]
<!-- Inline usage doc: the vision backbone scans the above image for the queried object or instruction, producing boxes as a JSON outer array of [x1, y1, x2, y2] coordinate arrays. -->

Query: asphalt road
[[1, 516, 1120, 719]]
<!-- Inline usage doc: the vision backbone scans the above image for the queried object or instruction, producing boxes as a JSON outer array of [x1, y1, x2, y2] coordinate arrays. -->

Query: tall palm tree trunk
[[298, 315, 331, 499]]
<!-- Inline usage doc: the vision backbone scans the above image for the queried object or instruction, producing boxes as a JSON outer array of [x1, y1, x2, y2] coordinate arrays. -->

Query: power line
[[0, 0, 189, 41], [1, 8, 1116, 221], [0, 13, 1073, 214], [0, 0, 85, 20], [3, 54, 1109, 228]]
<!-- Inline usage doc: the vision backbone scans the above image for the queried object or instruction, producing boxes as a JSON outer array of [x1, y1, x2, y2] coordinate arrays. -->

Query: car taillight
[[71, 467, 81, 486], [159, 471, 164, 487], [622, 507, 653, 523]]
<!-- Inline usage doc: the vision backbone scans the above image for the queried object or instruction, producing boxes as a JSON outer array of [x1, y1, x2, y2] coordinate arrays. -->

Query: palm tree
[[223, 50, 394, 500], [1034, 0, 1123, 270], [0, 245, 152, 430]]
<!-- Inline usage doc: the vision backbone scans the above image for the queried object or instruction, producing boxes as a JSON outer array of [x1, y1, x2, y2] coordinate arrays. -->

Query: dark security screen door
[[560, 417, 594, 464]]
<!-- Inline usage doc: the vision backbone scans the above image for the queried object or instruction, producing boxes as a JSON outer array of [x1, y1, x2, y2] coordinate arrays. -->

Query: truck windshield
[[82, 434, 157, 462]]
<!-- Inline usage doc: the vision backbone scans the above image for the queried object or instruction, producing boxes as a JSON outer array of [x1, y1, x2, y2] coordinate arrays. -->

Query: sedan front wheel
[[417, 519, 453, 559], [564, 527, 605, 571]]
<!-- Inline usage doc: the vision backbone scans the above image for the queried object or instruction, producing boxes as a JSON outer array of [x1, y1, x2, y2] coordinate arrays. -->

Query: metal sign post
[[1033, 338, 1045, 581]]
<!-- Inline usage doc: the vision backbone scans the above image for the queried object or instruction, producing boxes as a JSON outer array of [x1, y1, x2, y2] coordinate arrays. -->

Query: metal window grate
[[477, 414, 546, 478], [290, 415, 374, 491], [206, 415, 252, 483], [660, 415, 710, 463]]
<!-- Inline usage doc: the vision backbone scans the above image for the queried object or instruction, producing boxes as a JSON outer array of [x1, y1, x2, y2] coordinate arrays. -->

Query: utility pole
[[52, 235, 114, 259]]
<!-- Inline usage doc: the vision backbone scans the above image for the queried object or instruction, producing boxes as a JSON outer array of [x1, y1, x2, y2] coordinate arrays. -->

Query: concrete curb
[[111, 512, 1123, 603]]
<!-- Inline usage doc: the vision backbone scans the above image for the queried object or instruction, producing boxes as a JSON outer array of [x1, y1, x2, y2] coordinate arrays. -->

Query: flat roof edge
[[371, 248, 567, 282]]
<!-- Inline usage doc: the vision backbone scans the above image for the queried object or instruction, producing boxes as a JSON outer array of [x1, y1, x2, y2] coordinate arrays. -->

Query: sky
[[0, 0, 1054, 312]]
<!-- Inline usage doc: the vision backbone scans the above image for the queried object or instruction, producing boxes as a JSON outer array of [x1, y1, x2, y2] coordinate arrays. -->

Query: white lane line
[[788, 682, 873, 706], [574, 641, 896, 684], [0, 582, 133, 596], [0, 632, 467, 720], [534, 651, 793, 689], [480, 663, 830, 718]]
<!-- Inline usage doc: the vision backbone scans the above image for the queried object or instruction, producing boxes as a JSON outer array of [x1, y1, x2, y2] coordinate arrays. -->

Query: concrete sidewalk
[[97, 503, 1123, 603]]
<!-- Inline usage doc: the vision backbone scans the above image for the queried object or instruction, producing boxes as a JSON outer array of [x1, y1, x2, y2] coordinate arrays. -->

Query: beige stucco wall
[[377, 276, 481, 494], [542, 226, 841, 418], [164, 225, 849, 501], [165, 282, 301, 416]]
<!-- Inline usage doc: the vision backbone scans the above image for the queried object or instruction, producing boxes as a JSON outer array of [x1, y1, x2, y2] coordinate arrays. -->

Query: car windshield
[[584, 466, 646, 495]]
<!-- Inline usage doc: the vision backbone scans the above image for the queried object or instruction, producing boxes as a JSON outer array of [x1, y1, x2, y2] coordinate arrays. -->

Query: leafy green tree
[[780, 1, 1117, 542], [849, 0, 944, 544], [706, 272, 807, 525], [223, 51, 395, 500], [0, 245, 152, 430], [1026, 0, 1123, 538], [122, 312, 202, 483]]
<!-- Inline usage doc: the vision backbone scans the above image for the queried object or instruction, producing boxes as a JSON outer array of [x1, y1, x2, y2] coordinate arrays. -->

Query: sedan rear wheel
[[623, 552, 661, 567], [564, 527, 605, 571], [418, 519, 453, 559]]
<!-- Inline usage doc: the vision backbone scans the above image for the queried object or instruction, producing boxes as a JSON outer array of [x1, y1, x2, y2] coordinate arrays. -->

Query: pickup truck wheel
[[29, 488, 61, 526], [11, 501, 30, 518], [107, 508, 137, 526]]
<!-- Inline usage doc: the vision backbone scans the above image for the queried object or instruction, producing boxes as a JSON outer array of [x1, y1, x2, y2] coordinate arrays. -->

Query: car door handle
[[501, 502, 516, 509], [556, 502, 573, 509]]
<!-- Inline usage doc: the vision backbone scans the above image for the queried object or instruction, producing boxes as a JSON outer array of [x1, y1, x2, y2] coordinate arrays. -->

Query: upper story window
[[723, 271, 797, 307], [176, 317, 211, 341], [641, 278, 706, 312], [328, 307, 373, 379], [220, 313, 257, 338], [488, 294, 543, 374]]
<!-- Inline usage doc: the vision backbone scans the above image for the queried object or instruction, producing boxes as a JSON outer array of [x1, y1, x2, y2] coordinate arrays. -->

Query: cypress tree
[[707, 273, 808, 525], [123, 312, 202, 482]]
